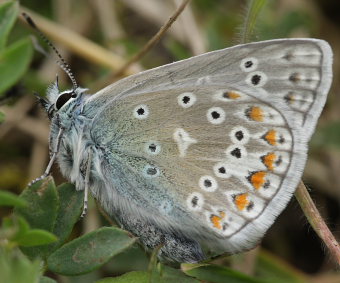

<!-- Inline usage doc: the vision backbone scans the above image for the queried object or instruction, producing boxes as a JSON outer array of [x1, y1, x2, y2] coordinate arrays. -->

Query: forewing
[[88, 39, 332, 137], [88, 39, 332, 253]]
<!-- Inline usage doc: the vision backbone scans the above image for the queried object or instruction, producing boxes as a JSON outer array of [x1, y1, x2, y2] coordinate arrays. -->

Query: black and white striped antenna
[[22, 12, 78, 90]]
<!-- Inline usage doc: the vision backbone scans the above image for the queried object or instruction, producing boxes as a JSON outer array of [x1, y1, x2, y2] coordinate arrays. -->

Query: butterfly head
[[36, 76, 87, 119], [21, 13, 85, 119]]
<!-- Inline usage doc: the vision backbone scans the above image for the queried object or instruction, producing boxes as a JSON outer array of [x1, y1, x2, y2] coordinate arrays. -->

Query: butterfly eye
[[55, 92, 73, 110]]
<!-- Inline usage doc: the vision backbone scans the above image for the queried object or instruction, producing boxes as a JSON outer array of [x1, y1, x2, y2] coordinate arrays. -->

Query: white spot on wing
[[240, 57, 258, 72], [230, 126, 250, 145], [213, 162, 231, 179], [225, 145, 248, 160], [245, 71, 267, 87], [187, 192, 204, 211], [173, 128, 197, 157], [145, 141, 161, 155], [207, 107, 226, 124], [133, 104, 149, 119], [196, 76, 212, 85], [199, 175, 218, 192], [177, 92, 197, 108], [143, 165, 160, 178]]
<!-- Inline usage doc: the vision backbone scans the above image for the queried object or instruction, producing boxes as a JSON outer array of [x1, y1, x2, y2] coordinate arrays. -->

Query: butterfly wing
[[86, 39, 332, 258], [87, 38, 331, 137]]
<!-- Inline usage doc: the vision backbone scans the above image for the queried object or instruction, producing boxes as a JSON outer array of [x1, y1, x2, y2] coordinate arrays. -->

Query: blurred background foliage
[[1, 0, 340, 282]]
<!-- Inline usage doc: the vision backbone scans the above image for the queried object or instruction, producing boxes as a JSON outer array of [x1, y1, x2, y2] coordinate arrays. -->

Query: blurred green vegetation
[[1, 0, 340, 282]]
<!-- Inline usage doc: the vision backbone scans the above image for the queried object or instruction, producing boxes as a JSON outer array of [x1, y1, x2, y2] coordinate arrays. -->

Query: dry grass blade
[[172, 0, 206, 54], [19, 6, 135, 76]]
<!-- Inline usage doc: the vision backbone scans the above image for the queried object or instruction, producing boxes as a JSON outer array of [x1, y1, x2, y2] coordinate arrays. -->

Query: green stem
[[241, 0, 267, 43]]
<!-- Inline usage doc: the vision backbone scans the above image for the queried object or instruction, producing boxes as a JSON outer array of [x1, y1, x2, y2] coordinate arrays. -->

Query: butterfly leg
[[81, 150, 93, 218], [28, 126, 64, 186]]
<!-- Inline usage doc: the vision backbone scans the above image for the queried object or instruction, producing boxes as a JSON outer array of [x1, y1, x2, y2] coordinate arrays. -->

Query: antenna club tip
[[22, 12, 37, 29]]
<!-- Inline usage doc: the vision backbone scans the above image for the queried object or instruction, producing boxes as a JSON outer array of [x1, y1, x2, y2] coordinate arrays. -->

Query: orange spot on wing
[[250, 171, 267, 190], [211, 215, 222, 229], [263, 152, 276, 171], [264, 130, 277, 146], [224, 91, 241, 99], [210, 211, 226, 230], [248, 106, 264, 122], [234, 193, 250, 211]]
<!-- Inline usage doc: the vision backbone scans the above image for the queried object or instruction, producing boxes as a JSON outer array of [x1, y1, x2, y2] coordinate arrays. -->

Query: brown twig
[[109, 0, 191, 80], [295, 181, 340, 266]]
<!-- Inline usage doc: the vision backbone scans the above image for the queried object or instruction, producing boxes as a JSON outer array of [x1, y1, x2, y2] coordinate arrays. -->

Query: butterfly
[[33, 37, 332, 263]]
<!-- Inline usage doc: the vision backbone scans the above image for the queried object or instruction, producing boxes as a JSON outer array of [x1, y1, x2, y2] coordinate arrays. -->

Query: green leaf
[[181, 263, 264, 283], [15, 177, 59, 232], [3, 215, 30, 242], [47, 227, 136, 276], [0, 37, 33, 94], [16, 217, 30, 235], [160, 265, 200, 283], [255, 250, 306, 283], [0, 246, 42, 283], [0, 190, 27, 207], [14, 177, 59, 259], [312, 121, 340, 150], [95, 271, 149, 283], [50, 183, 84, 249], [17, 229, 58, 247], [40, 276, 57, 283], [148, 254, 199, 283], [0, 1, 18, 50]]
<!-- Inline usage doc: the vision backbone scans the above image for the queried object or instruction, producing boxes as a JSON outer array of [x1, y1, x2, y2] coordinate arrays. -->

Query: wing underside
[[87, 39, 332, 253]]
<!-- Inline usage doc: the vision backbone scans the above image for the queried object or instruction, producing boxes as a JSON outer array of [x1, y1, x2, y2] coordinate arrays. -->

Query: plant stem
[[241, 0, 267, 44], [110, 0, 192, 80], [295, 181, 340, 266]]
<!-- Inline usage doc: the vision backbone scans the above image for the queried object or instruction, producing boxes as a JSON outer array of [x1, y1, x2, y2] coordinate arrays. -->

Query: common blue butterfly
[[27, 13, 333, 262]]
